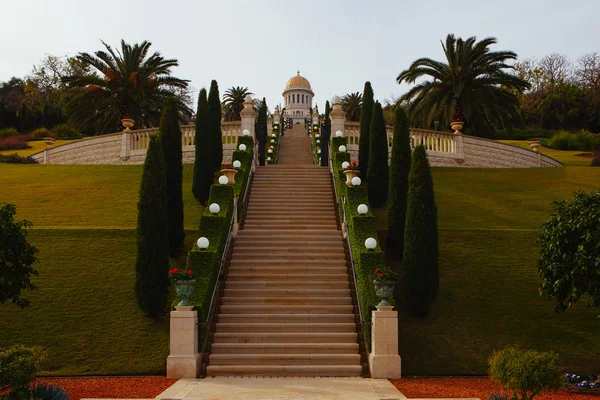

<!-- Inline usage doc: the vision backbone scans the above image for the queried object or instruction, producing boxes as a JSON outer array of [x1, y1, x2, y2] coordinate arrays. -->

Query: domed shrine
[[282, 71, 314, 124]]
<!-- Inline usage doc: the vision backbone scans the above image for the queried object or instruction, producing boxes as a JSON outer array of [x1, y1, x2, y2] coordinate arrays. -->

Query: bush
[[192, 88, 213, 204], [30, 128, 54, 139], [489, 346, 562, 400], [51, 124, 82, 139], [0, 154, 38, 164], [0, 127, 19, 137], [0, 345, 46, 390], [546, 130, 600, 151], [359, 82, 374, 178], [0, 135, 29, 151], [592, 151, 600, 167], [366, 101, 389, 207], [29, 383, 70, 400], [495, 128, 557, 140]]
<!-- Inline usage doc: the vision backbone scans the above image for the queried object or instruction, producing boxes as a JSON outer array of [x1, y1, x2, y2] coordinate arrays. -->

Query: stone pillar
[[240, 95, 257, 142], [312, 107, 319, 126], [120, 119, 134, 161], [166, 306, 201, 379], [369, 305, 401, 378], [43, 148, 48, 164], [267, 117, 273, 137], [330, 96, 345, 136]]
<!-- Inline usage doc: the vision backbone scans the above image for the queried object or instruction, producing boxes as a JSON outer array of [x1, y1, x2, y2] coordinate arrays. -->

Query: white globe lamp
[[218, 175, 229, 185], [336, 130, 343, 137], [232, 160, 241, 168], [357, 204, 368, 215], [239, 144, 247, 151], [339, 145, 347, 152], [365, 237, 377, 250], [351, 177, 361, 186], [242, 129, 250, 136], [209, 203, 220, 214], [197, 237, 209, 250], [317, 149, 321, 154], [341, 161, 350, 169]]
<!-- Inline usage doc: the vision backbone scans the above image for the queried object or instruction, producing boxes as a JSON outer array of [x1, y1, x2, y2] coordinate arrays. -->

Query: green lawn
[[499, 140, 594, 167], [0, 140, 73, 157]]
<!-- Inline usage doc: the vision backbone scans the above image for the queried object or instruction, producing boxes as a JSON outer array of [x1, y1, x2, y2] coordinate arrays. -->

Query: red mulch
[[34, 377, 177, 400], [390, 377, 599, 400]]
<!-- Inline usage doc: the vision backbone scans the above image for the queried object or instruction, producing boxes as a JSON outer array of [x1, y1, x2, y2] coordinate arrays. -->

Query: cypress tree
[[325, 100, 331, 121], [192, 88, 212, 204], [160, 98, 184, 256], [208, 80, 222, 171], [386, 107, 412, 257], [403, 145, 439, 317], [359, 82, 374, 178], [257, 98, 267, 166], [135, 135, 169, 317], [366, 101, 389, 207]]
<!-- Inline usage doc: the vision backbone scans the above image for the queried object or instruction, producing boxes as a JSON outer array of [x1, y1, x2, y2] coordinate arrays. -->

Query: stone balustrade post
[[120, 119, 134, 161], [240, 95, 257, 142], [166, 305, 201, 378], [330, 96, 345, 135], [369, 305, 401, 378]]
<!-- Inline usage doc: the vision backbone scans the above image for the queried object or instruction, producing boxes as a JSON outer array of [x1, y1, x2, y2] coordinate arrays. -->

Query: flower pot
[[373, 280, 395, 307], [121, 118, 135, 131], [43, 137, 56, 147], [220, 169, 238, 185], [343, 170, 360, 187], [529, 141, 540, 152], [174, 280, 196, 307], [450, 121, 463, 133]]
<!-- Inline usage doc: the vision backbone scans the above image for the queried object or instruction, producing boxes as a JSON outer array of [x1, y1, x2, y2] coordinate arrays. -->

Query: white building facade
[[282, 71, 314, 125]]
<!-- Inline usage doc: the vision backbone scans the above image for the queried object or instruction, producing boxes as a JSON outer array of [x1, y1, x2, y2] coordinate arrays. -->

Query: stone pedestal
[[240, 95, 257, 142], [369, 305, 401, 378], [166, 306, 201, 379], [120, 130, 132, 161], [330, 98, 345, 136]]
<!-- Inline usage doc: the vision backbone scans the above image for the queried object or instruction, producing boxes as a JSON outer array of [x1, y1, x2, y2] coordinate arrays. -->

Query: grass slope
[[0, 140, 72, 157]]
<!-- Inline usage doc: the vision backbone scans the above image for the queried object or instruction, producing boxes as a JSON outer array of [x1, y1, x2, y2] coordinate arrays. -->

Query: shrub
[[0, 344, 46, 390], [358, 82, 374, 178], [51, 124, 82, 139], [0, 135, 29, 151], [488, 346, 562, 400], [592, 151, 600, 167], [29, 383, 70, 400], [30, 128, 53, 139], [192, 88, 213, 204], [208, 80, 222, 172], [495, 128, 557, 140], [546, 130, 600, 151], [0, 127, 19, 137], [0, 154, 38, 164], [367, 101, 389, 207]]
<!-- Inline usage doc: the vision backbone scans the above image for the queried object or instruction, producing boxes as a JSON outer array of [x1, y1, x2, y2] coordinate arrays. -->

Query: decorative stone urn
[[174, 280, 196, 307], [220, 169, 238, 185], [450, 121, 464, 134], [529, 140, 540, 152], [343, 170, 360, 187], [43, 137, 56, 147], [121, 118, 135, 131], [373, 280, 395, 307]]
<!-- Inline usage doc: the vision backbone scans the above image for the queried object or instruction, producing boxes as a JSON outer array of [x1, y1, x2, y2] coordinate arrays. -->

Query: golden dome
[[285, 71, 311, 90]]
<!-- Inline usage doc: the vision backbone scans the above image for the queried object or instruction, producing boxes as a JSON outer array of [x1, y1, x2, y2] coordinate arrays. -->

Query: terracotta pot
[[174, 280, 196, 307], [450, 121, 464, 133], [343, 170, 360, 186], [373, 280, 395, 307], [220, 169, 238, 185]]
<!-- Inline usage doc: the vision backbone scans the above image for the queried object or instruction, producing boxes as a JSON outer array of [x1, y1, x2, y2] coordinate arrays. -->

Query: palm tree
[[397, 34, 530, 138], [222, 86, 252, 121], [63, 40, 191, 134], [341, 92, 362, 121]]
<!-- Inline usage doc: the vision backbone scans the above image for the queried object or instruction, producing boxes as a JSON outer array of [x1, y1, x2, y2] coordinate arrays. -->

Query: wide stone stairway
[[206, 125, 364, 377]]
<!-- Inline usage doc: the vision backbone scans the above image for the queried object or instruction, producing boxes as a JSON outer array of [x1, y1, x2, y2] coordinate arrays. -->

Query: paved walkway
[[156, 378, 407, 400]]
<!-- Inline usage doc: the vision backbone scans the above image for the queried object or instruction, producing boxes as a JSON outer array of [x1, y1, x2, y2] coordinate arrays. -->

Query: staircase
[[205, 126, 365, 377]]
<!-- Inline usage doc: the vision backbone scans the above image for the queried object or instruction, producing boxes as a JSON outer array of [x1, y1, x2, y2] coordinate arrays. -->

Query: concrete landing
[[156, 377, 407, 400]]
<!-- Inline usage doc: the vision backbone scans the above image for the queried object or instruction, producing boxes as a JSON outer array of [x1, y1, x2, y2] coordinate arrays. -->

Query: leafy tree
[[192, 88, 213, 204], [386, 107, 411, 257], [208, 80, 222, 171], [19, 103, 28, 132], [366, 101, 389, 207], [135, 135, 170, 317], [489, 346, 562, 400], [222, 86, 252, 121], [63, 40, 191, 134], [537, 189, 600, 314], [0, 203, 39, 308], [160, 98, 184, 256], [0, 78, 24, 130], [397, 34, 530, 138], [359, 82, 374, 177], [403, 145, 439, 317], [341, 92, 362, 121]]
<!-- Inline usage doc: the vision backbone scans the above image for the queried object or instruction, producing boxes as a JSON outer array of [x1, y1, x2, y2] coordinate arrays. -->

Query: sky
[[1, 0, 600, 111]]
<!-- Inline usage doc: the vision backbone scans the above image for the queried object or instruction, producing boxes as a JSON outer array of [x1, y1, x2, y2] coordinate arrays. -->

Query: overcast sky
[[2, 0, 599, 111]]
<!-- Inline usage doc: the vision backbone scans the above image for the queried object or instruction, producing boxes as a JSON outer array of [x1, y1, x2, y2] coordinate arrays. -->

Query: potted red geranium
[[343, 161, 360, 186], [220, 163, 237, 185], [450, 116, 463, 133], [373, 266, 398, 307], [169, 268, 196, 307], [121, 114, 135, 131]]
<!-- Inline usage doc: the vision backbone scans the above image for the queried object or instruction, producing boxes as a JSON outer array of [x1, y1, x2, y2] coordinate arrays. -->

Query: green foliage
[[0, 203, 39, 308], [160, 98, 184, 255], [495, 129, 558, 140], [20, 103, 28, 133], [545, 130, 600, 151], [0, 344, 46, 389], [192, 88, 212, 204], [29, 383, 70, 400], [366, 101, 389, 207], [341, 92, 362, 121], [135, 135, 169, 317], [30, 128, 53, 139], [208, 80, 222, 171], [0, 154, 38, 164], [488, 346, 562, 400], [387, 107, 412, 257], [0, 127, 19, 137], [359, 82, 374, 177], [331, 136, 346, 150], [50, 124, 82, 139], [403, 145, 439, 317], [222, 86, 252, 122], [537, 189, 600, 313]]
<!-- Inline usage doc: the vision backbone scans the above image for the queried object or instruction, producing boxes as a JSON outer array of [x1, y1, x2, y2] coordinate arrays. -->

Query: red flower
[[187, 269, 193, 275], [351, 162, 358, 166], [173, 268, 178, 273], [168, 269, 173, 274], [574, 215, 578, 219], [379, 273, 383, 278], [374, 268, 380, 275], [222, 163, 234, 169]]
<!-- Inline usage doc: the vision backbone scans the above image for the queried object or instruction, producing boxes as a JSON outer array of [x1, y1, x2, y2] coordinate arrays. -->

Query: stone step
[[215, 322, 356, 333], [206, 364, 362, 377], [212, 332, 357, 343], [227, 266, 348, 274], [228, 259, 346, 266], [233, 239, 343, 246], [225, 281, 349, 289], [244, 215, 337, 222], [238, 229, 340, 236], [233, 244, 344, 252], [245, 210, 334, 216], [230, 253, 345, 261], [218, 304, 354, 314], [217, 313, 355, 323], [210, 342, 359, 354], [245, 206, 335, 213], [223, 288, 350, 297], [239, 222, 338, 229], [220, 296, 352, 305], [209, 353, 361, 365]]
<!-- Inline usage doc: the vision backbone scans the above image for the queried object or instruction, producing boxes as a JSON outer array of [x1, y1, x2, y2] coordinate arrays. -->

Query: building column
[[369, 305, 401, 378], [330, 96, 345, 134], [166, 306, 201, 378]]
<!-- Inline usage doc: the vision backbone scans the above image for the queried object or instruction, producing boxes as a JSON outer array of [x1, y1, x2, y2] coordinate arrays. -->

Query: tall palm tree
[[341, 92, 362, 121], [63, 40, 191, 134], [222, 86, 252, 121], [397, 34, 530, 138]]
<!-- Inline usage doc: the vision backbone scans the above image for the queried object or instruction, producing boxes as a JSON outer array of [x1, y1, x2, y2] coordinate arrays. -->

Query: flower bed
[[564, 373, 600, 394], [33, 377, 176, 400]]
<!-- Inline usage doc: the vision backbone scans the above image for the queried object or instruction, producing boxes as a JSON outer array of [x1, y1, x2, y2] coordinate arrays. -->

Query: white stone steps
[[233, 239, 343, 246], [223, 288, 350, 297], [209, 353, 361, 365], [224, 281, 349, 289], [237, 229, 340, 236], [218, 304, 354, 314], [213, 332, 357, 343], [217, 313, 355, 323], [233, 244, 344, 252], [227, 266, 347, 274], [206, 364, 363, 377], [220, 296, 352, 305], [210, 342, 359, 354], [215, 322, 356, 333], [230, 253, 345, 260]]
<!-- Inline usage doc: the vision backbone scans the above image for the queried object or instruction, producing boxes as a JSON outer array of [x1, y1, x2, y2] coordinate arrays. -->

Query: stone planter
[[450, 121, 464, 133], [121, 118, 135, 131], [343, 170, 360, 187], [43, 137, 56, 147], [374, 280, 395, 307], [174, 280, 196, 307], [529, 141, 540, 152], [220, 169, 238, 185]]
